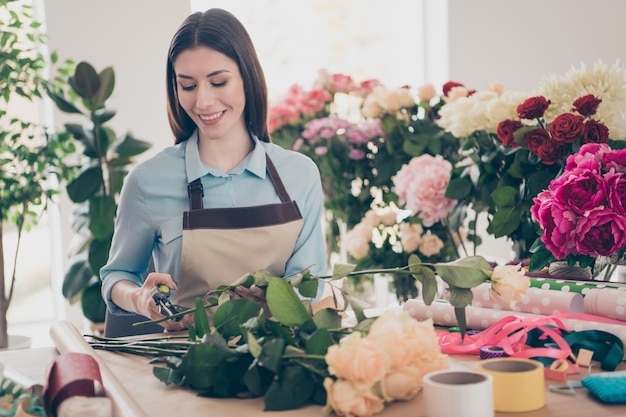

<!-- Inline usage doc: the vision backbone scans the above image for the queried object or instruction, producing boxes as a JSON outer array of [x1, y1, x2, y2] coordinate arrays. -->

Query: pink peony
[[392, 155, 457, 227]]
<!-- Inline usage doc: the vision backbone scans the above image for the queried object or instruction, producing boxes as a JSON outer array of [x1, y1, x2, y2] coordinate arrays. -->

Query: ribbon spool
[[476, 358, 545, 413], [479, 345, 508, 360], [423, 370, 494, 417]]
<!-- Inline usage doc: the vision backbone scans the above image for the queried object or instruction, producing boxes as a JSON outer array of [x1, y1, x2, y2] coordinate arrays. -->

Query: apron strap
[[265, 154, 291, 203], [187, 178, 204, 210], [187, 154, 292, 211]]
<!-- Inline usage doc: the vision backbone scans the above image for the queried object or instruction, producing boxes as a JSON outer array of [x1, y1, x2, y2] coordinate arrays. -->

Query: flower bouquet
[[88, 256, 529, 416], [530, 142, 626, 279]]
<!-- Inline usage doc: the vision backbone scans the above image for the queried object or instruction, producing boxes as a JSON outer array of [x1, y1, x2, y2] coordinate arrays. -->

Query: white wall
[[448, 0, 626, 92]]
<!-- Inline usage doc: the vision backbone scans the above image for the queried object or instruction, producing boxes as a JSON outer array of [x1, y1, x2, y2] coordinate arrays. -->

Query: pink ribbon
[[438, 312, 626, 361]]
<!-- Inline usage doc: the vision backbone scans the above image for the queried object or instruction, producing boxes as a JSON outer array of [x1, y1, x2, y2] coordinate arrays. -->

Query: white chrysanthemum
[[534, 60, 626, 140], [436, 89, 528, 137]]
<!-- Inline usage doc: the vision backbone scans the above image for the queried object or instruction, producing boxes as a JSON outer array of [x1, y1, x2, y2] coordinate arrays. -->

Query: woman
[[101, 8, 327, 331]]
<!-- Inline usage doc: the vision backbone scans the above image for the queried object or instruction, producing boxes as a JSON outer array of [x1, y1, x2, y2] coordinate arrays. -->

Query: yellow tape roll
[[475, 358, 545, 412]]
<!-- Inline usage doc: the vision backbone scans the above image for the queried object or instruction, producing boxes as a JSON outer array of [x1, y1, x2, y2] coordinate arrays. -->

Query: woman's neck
[[197, 129, 254, 173]]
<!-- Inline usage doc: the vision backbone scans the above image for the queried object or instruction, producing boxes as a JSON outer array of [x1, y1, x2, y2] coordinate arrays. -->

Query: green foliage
[[47, 61, 152, 323], [0, 0, 76, 345]]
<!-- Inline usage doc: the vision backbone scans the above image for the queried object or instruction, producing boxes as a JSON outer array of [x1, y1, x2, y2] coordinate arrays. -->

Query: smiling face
[[173, 46, 247, 142]]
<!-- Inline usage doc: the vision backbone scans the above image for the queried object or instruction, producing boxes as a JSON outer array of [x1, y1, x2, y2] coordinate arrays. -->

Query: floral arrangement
[[531, 142, 626, 279], [89, 257, 529, 416]]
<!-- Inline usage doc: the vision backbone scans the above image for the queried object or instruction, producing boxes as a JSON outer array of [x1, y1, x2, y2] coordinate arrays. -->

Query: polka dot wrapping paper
[[403, 299, 626, 345], [471, 283, 584, 315], [530, 277, 626, 296]]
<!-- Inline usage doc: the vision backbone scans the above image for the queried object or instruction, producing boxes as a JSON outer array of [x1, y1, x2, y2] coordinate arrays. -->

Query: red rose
[[524, 128, 566, 165], [496, 119, 523, 147], [572, 94, 602, 116], [582, 119, 609, 144], [548, 113, 584, 143], [442, 81, 465, 97], [516, 96, 551, 119]]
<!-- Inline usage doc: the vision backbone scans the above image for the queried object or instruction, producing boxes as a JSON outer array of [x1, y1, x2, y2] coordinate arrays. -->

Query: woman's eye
[[180, 84, 196, 92], [212, 81, 226, 87]]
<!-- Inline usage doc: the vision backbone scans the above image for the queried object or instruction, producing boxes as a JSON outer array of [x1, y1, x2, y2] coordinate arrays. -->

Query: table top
[[2, 340, 626, 417]]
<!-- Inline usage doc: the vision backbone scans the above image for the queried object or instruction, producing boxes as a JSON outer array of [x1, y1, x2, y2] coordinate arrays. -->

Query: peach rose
[[418, 233, 444, 257], [377, 207, 398, 227], [399, 222, 423, 253], [490, 263, 530, 308], [325, 332, 389, 385], [362, 210, 382, 229], [380, 365, 423, 401], [417, 83, 437, 102], [323, 378, 385, 417], [343, 223, 372, 260]]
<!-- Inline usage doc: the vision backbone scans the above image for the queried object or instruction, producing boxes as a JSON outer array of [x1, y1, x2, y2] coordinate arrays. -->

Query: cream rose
[[343, 224, 372, 260], [490, 263, 530, 308], [380, 365, 423, 401], [325, 332, 389, 385], [323, 378, 385, 417]]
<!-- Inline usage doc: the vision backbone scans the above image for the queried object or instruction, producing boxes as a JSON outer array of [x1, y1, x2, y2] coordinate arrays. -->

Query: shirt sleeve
[[100, 168, 155, 314], [283, 156, 328, 299]]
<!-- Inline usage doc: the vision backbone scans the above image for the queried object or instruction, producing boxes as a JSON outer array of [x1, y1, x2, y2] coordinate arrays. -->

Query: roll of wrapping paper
[[403, 299, 626, 344], [49, 321, 148, 417], [529, 275, 626, 296], [472, 283, 584, 315], [584, 288, 626, 321]]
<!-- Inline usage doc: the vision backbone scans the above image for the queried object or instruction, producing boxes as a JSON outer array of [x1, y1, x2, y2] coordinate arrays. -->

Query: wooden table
[[2, 332, 626, 417]]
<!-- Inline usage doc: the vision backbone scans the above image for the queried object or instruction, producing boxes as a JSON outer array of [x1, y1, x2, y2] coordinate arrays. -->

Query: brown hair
[[166, 8, 269, 144]]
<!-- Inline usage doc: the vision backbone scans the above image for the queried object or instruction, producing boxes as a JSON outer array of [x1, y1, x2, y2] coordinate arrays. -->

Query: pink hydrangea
[[392, 155, 457, 227]]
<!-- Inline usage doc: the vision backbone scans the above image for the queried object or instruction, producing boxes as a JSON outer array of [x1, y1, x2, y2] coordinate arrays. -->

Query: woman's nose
[[195, 83, 215, 108]]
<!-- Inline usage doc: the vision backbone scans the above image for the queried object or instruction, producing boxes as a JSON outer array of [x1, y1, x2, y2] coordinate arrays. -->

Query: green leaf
[[92, 66, 115, 109], [62, 254, 92, 300], [246, 331, 262, 358], [449, 287, 473, 308], [434, 256, 492, 289], [87, 237, 111, 280], [312, 307, 341, 330], [305, 328, 334, 355], [297, 279, 319, 298], [243, 363, 273, 397], [110, 133, 152, 157], [454, 306, 468, 340], [88, 195, 116, 239], [258, 337, 285, 373], [331, 263, 357, 280], [181, 344, 230, 390], [446, 176, 472, 199], [66, 164, 103, 203], [72, 61, 100, 101], [488, 206, 522, 238], [264, 365, 315, 411], [193, 298, 210, 337], [213, 299, 259, 338], [266, 277, 310, 327], [45, 88, 82, 114], [491, 185, 518, 207], [81, 281, 106, 323]]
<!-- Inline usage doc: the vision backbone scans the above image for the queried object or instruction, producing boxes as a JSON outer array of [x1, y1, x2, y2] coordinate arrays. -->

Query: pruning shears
[[151, 283, 185, 321]]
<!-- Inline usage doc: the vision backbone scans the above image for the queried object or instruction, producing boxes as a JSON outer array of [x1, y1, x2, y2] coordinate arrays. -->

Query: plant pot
[[548, 261, 592, 280]]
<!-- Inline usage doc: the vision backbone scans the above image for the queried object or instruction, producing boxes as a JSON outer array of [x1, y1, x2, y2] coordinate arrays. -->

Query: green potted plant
[[46, 61, 152, 325], [0, 0, 75, 349]]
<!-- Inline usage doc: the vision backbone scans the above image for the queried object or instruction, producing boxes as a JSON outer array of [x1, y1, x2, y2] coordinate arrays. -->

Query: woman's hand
[[138, 273, 192, 331]]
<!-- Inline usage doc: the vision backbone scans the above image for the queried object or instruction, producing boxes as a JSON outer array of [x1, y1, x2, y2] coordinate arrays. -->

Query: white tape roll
[[57, 396, 113, 417], [423, 370, 494, 417]]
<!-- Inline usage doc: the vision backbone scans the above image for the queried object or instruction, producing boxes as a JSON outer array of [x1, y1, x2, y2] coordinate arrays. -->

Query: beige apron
[[173, 153, 304, 309]]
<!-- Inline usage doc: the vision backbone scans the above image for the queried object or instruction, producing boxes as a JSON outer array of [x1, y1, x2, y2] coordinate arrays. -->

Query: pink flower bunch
[[392, 154, 457, 227], [295, 115, 384, 160], [314, 68, 382, 98], [531, 143, 626, 260], [267, 84, 333, 132], [323, 311, 448, 417]]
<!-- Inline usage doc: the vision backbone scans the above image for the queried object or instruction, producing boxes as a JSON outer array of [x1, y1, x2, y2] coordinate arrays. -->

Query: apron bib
[[174, 154, 303, 308]]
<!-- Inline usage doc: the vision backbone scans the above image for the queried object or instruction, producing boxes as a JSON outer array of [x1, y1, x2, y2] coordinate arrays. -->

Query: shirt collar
[[184, 130, 267, 182]]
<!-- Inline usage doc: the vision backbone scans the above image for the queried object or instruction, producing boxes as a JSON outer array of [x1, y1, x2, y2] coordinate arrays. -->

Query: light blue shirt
[[101, 131, 327, 314]]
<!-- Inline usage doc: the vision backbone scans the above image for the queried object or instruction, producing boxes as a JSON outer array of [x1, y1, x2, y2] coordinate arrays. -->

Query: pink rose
[[442, 81, 465, 97], [564, 143, 609, 171], [603, 148, 626, 172], [516, 96, 551, 119], [575, 209, 626, 257], [323, 378, 385, 417]]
